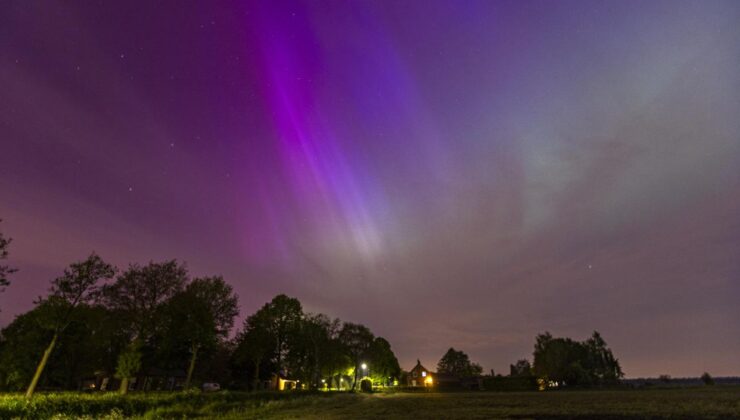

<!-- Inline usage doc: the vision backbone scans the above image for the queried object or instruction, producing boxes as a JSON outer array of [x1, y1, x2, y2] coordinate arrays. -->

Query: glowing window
[[422, 371, 427, 377]]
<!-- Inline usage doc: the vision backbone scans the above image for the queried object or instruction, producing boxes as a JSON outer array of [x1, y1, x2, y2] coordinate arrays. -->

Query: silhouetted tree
[[25, 254, 115, 398], [293, 313, 340, 388], [338, 323, 374, 390], [265, 295, 303, 376], [0, 302, 125, 392], [234, 312, 274, 390], [102, 260, 187, 378], [437, 348, 483, 378], [0, 301, 61, 391], [102, 260, 187, 339], [233, 294, 302, 388], [367, 337, 401, 386], [584, 331, 623, 382], [163, 276, 238, 389], [510, 359, 532, 377], [701, 372, 714, 386], [533, 331, 622, 388]]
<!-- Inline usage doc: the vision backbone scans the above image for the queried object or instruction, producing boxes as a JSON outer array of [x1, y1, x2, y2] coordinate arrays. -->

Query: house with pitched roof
[[407, 360, 435, 387]]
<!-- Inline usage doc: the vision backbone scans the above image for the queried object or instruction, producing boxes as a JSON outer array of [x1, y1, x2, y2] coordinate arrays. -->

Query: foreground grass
[[2, 387, 740, 419]]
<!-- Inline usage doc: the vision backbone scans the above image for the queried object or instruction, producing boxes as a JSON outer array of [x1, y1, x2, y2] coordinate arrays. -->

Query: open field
[[2, 387, 740, 419]]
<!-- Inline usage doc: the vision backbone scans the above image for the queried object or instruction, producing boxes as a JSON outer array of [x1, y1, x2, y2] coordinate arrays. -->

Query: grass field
[[2, 387, 740, 419]]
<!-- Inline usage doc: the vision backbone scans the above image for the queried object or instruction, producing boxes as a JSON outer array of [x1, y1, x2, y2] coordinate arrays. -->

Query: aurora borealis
[[1, 0, 739, 377]]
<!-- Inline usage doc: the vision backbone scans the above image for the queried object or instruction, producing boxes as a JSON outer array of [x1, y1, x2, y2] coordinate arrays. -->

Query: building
[[407, 360, 434, 387], [405, 359, 485, 390], [266, 373, 301, 391]]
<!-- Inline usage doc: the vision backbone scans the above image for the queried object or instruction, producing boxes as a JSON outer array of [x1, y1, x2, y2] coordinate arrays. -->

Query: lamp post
[[360, 363, 370, 390]]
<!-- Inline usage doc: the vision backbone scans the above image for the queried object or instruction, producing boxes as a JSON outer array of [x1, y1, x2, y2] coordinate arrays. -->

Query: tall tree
[[338, 322, 374, 390], [0, 220, 17, 300], [366, 337, 401, 385], [437, 348, 483, 378], [265, 294, 303, 376], [584, 331, 623, 382], [234, 313, 274, 390], [102, 260, 187, 379], [25, 253, 115, 398], [298, 314, 341, 388], [296, 316, 352, 389], [164, 276, 239, 389], [233, 294, 302, 389]]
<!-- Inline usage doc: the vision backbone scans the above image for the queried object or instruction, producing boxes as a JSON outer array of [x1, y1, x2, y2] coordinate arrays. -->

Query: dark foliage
[[437, 348, 483, 378], [533, 331, 623, 388]]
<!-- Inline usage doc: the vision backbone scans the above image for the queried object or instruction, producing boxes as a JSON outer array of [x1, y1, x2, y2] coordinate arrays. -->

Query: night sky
[[1, 1, 739, 378]]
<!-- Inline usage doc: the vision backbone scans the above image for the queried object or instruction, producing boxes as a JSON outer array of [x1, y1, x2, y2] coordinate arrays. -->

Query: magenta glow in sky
[[1, 0, 739, 377]]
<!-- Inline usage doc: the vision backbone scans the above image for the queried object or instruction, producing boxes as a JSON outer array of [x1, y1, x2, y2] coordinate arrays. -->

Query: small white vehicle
[[202, 382, 221, 392]]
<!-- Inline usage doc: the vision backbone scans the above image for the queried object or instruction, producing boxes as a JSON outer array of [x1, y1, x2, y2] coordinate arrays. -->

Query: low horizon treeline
[[0, 225, 628, 395], [0, 253, 401, 396], [432, 333, 624, 390]]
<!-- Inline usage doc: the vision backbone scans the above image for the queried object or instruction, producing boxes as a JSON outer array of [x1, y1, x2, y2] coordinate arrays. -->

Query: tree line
[[0, 222, 623, 394], [500, 331, 623, 389], [0, 251, 400, 397], [423, 335, 622, 390]]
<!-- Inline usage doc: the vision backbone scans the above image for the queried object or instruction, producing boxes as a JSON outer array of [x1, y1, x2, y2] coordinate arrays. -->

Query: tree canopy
[[0, 248, 401, 395], [437, 348, 483, 378], [338, 323, 375, 390], [533, 331, 623, 388], [233, 296, 398, 391], [25, 253, 116, 397]]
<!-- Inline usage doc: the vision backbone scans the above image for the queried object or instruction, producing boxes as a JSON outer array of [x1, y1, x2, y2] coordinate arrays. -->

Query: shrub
[[360, 379, 373, 392]]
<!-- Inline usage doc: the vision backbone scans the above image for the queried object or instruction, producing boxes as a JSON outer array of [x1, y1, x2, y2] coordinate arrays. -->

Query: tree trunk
[[119, 377, 129, 395], [276, 336, 282, 376], [352, 362, 358, 391], [25, 332, 58, 399], [184, 344, 199, 390], [311, 342, 320, 390], [252, 359, 260, 391]]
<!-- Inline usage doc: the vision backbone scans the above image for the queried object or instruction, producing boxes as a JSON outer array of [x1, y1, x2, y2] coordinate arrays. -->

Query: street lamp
[[359, 363, 370, 390]]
